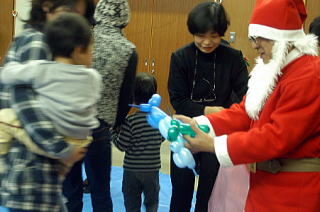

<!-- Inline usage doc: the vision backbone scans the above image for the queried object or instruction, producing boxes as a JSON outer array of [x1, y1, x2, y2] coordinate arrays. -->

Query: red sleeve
[[206, 99, 251, 136], [227, 76, 320, 165]]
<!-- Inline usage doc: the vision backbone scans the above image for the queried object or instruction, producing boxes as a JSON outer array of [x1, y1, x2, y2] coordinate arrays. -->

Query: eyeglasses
[[249, 36, 273, 44], [248, 36, 259, 44], [190, 49, 217, 103]]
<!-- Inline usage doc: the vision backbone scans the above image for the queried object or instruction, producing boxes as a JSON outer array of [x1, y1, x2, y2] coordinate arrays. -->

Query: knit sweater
[[93, 0, 137, 127]]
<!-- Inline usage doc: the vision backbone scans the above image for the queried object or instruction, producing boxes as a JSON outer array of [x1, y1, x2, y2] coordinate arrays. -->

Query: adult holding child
[[0, 1, 87, 211]]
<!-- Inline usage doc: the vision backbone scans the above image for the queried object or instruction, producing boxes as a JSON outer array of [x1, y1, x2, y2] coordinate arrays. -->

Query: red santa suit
[[198, 0, 320, 211]]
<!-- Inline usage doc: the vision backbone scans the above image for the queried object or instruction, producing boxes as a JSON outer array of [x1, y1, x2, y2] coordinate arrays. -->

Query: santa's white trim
[[194, 115, 233, 166], [249, 24, 305, 41], [214, 135, 233, 167], [194, 115, 216, 138], [245, 35, 318, 120]]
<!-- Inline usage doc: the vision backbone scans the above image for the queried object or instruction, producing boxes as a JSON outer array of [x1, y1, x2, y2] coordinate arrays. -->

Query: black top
[[168, 42, 248, 117]]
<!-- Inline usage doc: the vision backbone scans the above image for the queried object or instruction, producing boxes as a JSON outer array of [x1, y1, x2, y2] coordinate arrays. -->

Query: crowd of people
[[0, 0, 319, 212]]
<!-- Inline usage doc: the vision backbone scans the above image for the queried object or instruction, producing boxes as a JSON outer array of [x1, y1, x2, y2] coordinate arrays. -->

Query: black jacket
[[168, 42, 248, 117]]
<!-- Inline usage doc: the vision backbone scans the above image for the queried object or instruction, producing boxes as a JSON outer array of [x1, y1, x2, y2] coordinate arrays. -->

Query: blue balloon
[[130, 94, 197, 172]]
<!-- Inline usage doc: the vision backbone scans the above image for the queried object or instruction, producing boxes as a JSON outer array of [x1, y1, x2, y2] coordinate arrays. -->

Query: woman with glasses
[[167, 2, 248, 212]]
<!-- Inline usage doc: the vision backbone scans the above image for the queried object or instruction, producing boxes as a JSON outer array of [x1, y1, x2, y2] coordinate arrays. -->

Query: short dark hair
[[44, 13, 92, 57], [134, 73, 157, 105], [187, 2, 230, 36], [26, 0, 74, 31], [309, 16, 320, 44]]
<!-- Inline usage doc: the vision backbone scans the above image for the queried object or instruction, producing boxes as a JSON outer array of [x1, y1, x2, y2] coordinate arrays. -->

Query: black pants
[[62, 119, 113, 212], [169, 152, 220, 212], [122, 170, 160, 212]]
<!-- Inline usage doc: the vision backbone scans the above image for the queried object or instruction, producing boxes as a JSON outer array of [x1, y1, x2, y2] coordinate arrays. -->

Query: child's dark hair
[[26, 0, 74, 31], [309, 16, 320, 45], [44, 12, 92, 58], [134, 73, 157, 105], [187, 2, 230, 36]]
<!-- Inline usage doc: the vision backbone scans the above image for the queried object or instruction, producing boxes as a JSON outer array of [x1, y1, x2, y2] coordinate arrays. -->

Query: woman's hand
[[173, 115, 215, 154]]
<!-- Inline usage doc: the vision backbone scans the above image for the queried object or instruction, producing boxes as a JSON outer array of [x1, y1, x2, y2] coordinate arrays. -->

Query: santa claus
[[176, 0, 320, 211]]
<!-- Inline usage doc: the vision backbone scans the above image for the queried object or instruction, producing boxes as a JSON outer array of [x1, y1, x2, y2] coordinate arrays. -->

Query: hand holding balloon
[[130, 94, 210, 173]]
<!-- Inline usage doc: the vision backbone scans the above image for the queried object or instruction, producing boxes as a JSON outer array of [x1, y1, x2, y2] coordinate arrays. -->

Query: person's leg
[[8, 209, 35, 212], [84, 119, 113, 212], [122, 170, 142, 212], [194, 152, 220, 212], [62, 160, 84, 212], [82, 178, 90, 193], [143, 171, 160, 212], [169, 152, 195, 212]]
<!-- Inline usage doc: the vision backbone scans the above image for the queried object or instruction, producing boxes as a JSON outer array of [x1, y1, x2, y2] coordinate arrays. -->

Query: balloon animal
[[130, 94, 210, 174]]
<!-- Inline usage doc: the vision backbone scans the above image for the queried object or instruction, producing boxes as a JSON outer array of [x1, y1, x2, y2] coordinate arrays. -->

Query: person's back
[[117, 111, 163, 171], [62, 1, 137, 211], [93, 0, 137, 127], [1, 60, 100, 138], [0, 13, 99, 173], [0, 2, 90, 211], [113, 73, 163, 212]]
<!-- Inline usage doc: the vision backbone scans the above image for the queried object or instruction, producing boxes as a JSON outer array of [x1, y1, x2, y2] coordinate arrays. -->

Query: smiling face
[[250, 36, 275, 63], [194, 30, 222, 54]]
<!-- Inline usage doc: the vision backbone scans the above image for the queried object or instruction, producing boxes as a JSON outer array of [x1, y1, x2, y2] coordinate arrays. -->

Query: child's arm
[[1, 61, 40, 85], [112, 118, 133, 152], [11, 86, 73, 159]]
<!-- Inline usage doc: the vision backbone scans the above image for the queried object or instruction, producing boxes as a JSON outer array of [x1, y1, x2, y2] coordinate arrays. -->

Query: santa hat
[[248, 0, 307, 41], [245, 0, 318, 120]]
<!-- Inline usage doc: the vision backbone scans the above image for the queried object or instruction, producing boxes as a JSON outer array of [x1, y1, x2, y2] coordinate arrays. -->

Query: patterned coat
[[93, 0, 137, 127], [0, 27, 71, 212]]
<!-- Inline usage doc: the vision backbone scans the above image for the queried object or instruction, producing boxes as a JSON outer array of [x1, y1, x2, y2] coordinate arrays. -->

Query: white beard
[[245, 34, 318, 120]]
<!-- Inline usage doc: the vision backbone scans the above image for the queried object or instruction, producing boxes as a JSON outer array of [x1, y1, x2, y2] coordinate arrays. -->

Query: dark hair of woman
[[187, 2, 230, 36], [309, 16, 320, 44], [134, 73, 157, 105], [84, 0, 96, 26], [25, 0, 73, 31]]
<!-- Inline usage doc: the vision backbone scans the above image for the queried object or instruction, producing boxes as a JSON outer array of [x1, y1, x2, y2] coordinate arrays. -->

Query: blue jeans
[[63, 119, 113, 212]]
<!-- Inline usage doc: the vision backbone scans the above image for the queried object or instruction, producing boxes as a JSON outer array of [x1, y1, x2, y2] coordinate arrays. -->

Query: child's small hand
[[60, 146, 87, 167]]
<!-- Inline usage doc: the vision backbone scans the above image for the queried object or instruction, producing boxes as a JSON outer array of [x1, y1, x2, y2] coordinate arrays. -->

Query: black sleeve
[[114, 50, 138, 128], [230, 50, 249, 102], [167, 52, 206, 117]]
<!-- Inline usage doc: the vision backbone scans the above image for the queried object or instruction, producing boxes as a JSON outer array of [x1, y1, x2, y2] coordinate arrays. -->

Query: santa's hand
[[183, 119, 215, 153], [173, 114, 193, 124]]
